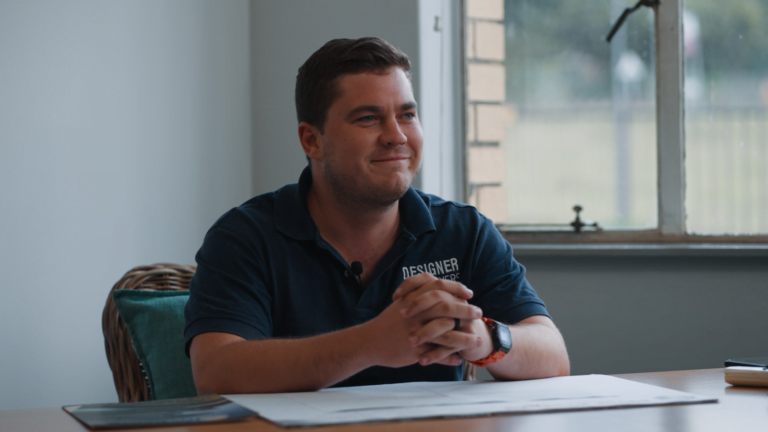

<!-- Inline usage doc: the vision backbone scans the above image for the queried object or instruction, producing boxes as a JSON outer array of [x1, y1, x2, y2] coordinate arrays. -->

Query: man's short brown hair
[[295, 37, 411, 133]]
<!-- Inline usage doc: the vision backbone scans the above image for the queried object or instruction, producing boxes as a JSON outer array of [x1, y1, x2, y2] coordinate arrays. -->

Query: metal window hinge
[[571, 205, 602, 233], [606, 0, 660, 43]]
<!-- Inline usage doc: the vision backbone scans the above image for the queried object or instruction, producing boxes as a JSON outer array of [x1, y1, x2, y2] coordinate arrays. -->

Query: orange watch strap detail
[[468, 350, 505, 367], [467, 318, 507, 368]]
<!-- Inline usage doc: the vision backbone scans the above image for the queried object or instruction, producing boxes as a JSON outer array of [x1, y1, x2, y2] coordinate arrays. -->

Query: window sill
[[510, 242, 768, 257], [501, 227, 767, 245]]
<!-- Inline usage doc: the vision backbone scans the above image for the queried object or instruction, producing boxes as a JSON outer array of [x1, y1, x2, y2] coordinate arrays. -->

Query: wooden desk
[[2, 369, 765, 431]]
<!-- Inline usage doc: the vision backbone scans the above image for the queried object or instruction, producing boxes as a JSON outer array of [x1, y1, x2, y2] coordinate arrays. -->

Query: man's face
[[315, 67, 423, 210]]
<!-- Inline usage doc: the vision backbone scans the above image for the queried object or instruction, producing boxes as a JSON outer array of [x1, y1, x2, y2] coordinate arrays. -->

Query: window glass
[[684, 0, 768, 234], [501, 0, 657, 229]]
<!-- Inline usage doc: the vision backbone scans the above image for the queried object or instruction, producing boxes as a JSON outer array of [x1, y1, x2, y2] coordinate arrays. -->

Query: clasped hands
[[366, 272, 493, 369]]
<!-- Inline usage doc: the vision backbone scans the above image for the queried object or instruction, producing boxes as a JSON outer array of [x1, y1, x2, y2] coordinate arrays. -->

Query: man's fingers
[[411, 322, 482, 350], [392, 272, 436, 301], [393, 273, 473, 301], [419, 345, 467, 366], [401, 290, 482, 320], [435, 352, 464, 367], [409, 317, 474, 346], [408, 318, 454, 346]]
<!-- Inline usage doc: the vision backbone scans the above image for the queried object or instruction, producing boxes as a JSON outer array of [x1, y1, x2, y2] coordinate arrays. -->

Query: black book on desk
[[63, 394, 256, 430], [724, 357, 768, 368]]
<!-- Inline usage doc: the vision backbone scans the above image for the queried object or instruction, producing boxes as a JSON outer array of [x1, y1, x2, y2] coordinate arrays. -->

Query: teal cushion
[[112, 289, 197, 400]]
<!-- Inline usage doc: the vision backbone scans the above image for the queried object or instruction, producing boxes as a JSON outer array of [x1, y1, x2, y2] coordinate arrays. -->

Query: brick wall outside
[[465, 0, 507, 223]]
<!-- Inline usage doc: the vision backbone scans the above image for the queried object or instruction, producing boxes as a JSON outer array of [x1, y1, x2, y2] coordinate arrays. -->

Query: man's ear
[[298, 122, 323, 162]]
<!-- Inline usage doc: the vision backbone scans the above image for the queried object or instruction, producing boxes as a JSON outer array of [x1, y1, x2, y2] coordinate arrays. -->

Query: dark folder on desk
[[725, 357, 768, 368], [63, 394, 255, 430]]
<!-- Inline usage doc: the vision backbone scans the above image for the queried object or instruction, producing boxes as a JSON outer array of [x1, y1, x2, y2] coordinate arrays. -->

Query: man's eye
[[358, 115, 376, 122], [403, 113, 416, 120]]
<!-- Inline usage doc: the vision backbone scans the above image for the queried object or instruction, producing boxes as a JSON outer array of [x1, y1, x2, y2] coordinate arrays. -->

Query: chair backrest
[[102, 263, 196, 402], [464, 362, 476, 381]]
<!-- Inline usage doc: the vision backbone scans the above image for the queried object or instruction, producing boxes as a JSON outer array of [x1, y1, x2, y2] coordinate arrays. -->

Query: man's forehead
[[337, 66, 410, 83], [333, 68, 414, 106]]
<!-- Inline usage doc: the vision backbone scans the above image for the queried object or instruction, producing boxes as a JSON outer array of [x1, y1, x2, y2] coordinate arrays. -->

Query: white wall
[[250, 0, 418, 194], [416, 0, 465, 202], [0, 0, 251, 410], [250, 0, 463, 198]]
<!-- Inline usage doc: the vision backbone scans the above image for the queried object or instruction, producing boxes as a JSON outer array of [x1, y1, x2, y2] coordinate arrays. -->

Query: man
[[184, 37, 569, 395]]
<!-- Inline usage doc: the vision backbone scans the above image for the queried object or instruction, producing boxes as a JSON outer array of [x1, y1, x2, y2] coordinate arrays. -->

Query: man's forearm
[[486, 316, 570, 380], [191, 325, 375, 395]]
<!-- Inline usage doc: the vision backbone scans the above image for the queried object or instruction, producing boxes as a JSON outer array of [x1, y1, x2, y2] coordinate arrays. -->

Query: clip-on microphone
[[350, 261, 363, 286]]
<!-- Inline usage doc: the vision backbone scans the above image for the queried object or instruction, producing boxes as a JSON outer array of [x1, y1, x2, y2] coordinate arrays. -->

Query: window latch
[[606, 0, 659, 43], [571, 205, 601, 233]]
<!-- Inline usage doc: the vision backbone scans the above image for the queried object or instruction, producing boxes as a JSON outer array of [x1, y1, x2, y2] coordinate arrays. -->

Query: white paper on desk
[[224, 374, 717, 427]]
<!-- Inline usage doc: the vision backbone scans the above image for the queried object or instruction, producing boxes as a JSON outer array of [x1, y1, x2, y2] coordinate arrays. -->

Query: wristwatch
[[468, 318, 512, 367]]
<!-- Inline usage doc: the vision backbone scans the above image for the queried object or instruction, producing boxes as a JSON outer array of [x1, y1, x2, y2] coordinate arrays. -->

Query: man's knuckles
[[395, 274, 474, 303], [393, 273, 435, 299], [436, 301, 454, 315], [401, 291, 447, 315], [435, 332, 476, 348], [427, 279, 470, 296], [425, 301, 477, 319]]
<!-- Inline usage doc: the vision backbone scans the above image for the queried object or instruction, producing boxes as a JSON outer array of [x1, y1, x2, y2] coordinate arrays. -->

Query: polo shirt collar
[[274, 166, 316, 241], [274, 166, 436, 241], [398, 185, 436, 238]]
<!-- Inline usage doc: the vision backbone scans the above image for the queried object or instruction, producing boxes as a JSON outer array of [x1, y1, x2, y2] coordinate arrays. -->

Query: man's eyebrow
[[345, 102, 418, 120], [346, 105, 382, 119]]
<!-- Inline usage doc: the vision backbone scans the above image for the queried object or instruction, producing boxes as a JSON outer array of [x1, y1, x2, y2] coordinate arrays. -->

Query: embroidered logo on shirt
[[402, 258, 460, 281]]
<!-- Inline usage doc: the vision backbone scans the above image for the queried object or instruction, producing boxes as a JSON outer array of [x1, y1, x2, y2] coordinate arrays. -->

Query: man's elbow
[[192, 361, 225, 395], [195, 382, 214, 396], [535, 343, 570, 379], [191, 352, 251, 395], [550, 340, 571, 377], [547, 324, 570, 377], [531, 354, 570, 379]]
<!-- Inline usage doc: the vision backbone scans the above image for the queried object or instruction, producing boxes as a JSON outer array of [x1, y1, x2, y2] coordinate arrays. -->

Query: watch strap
[[467, 318, 509, 367]]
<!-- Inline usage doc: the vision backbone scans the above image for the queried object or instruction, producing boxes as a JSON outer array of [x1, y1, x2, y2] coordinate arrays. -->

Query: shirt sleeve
[[468, 215, 550, 325], [183, 210, 273, 356]]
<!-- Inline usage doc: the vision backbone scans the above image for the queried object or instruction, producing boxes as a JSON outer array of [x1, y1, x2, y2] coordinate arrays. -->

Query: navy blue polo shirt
[[184, 167, 549, 387]]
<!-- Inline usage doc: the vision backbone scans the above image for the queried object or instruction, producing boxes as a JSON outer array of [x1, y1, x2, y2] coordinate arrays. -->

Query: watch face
[[496, 323, 512, 353]]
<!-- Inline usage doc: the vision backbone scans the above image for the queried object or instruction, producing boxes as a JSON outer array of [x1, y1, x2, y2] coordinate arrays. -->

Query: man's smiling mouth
[[371, 156, 410, 163]]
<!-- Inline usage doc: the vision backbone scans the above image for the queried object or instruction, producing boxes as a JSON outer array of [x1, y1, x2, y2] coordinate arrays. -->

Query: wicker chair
[[102, 263, 196, 402]]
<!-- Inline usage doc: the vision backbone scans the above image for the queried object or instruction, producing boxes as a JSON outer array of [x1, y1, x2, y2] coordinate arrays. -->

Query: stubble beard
[[323, 158, 416, 213]]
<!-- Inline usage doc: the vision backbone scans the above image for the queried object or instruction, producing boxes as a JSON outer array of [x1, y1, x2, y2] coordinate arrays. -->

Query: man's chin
[[378, 172, 414, 189], [353, 182, 410, 211], [378, 176, 413, 197], [325, 168, 415, 211]]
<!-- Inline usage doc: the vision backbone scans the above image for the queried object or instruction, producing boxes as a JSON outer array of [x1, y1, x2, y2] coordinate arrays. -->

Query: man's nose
[[380, 118, 407, 146]]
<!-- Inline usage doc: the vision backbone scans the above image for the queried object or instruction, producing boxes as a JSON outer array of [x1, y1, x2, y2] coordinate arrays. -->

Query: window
[[464, 0, 768, 241], [684, 0, 768, 234]]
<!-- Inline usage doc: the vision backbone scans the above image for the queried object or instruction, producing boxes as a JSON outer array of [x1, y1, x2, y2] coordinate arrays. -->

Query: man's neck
[[306, 180, 402, 284]]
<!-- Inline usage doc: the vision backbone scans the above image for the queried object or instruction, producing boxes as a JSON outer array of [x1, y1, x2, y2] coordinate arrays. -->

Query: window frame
[[464, 0, 768, 244]]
